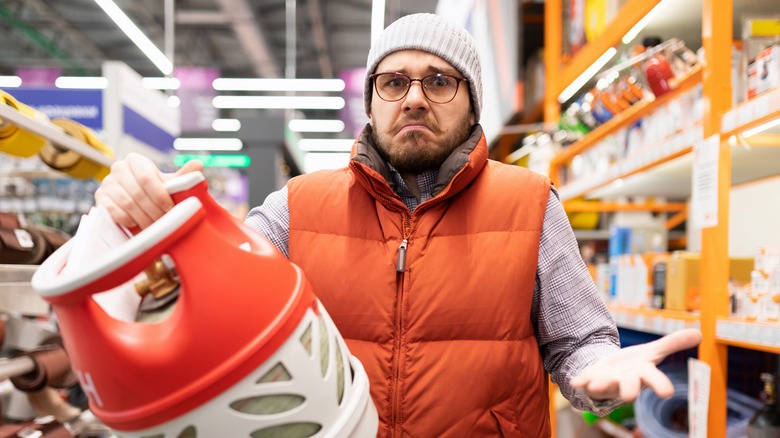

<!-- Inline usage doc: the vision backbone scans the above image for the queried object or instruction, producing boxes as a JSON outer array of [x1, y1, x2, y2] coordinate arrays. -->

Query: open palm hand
[[571, 328, 703, 402]]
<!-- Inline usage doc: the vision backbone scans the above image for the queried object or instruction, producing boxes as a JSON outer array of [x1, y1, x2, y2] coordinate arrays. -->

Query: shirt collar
[[387, 164, 438, 211]]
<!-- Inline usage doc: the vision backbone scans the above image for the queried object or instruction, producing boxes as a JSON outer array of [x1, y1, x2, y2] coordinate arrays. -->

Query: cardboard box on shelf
[[665, 252, 754, 312]]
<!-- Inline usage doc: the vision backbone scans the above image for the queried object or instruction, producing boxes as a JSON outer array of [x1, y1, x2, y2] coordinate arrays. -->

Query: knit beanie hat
[[364, 13, 483, 121]]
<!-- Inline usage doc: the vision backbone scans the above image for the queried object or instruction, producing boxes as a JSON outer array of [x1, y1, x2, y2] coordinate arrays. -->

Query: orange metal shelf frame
[[721, 86, 780, 139], [563, 201, 687, 213]]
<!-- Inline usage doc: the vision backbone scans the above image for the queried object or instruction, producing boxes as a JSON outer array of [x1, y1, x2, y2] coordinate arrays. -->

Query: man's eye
[[428, 76, 451, 87], [386, 78, 407, 88]]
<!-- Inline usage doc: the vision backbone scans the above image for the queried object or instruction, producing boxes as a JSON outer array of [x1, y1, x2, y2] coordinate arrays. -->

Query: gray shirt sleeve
[[532, 187, 620, 409], [244, 185, 290, 258], [244, 183, 621, 409]]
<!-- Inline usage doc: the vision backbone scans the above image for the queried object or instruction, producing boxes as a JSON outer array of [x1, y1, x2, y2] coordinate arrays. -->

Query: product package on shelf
[[731, 247, 780, 324], [742, 16, 780, 101]]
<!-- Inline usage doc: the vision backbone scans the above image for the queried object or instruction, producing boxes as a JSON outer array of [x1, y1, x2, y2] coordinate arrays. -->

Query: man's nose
[[403, 81, 429, 111]]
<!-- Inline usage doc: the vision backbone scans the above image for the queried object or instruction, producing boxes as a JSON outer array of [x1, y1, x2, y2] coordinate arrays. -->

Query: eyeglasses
[[369, 72, 468, 104]]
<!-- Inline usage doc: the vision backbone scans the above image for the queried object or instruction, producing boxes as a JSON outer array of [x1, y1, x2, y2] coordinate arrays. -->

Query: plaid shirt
[[245, 165, 619, 410]]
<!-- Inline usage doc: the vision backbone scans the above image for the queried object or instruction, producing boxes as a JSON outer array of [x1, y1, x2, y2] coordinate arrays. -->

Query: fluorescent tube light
[[212, 78, 345, 92], [288, 119, 345, 133], [297, 139, 354, 152], [558, 48, 617, 103], [371, 0, 386, 45], [94, 0, 173, 75], [743, 117, 780, 138], [55, 76, 109, 89], [212, 118, 242, 132], [622, 0, 668, 44], [173, 138, 243, 151], [0, 76, 22, 88], [213, 96, 346, 110], [303, 152, 351, 173], [142, 77, 181, 90]]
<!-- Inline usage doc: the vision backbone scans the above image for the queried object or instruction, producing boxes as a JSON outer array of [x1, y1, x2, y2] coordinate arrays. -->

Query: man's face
[[369, 50, 475, 174]]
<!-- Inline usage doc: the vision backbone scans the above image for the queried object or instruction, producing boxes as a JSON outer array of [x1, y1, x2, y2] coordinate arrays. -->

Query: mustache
[[390, 112, 440, 134]]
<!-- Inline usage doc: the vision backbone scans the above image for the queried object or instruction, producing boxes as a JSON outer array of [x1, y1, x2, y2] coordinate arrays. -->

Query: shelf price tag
[[737, 104, 753, 127], [722, 111, 736, 133], [692, 135, 720, 228], [654, 316, 664, 334], [753, 95, 770, 120], [688, 358, 711, 438]]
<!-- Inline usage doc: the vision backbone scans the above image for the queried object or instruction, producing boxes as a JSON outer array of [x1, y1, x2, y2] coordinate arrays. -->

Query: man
[[96, 13, 701, 437]]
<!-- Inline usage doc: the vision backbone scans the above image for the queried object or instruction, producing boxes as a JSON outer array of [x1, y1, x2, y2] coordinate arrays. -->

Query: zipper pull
[[396, 239, 408, 272]]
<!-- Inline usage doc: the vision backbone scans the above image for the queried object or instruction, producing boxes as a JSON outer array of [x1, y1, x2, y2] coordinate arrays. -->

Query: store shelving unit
[[0, 103, 113, 168], [542, 0, 779, 437], [716, 319, 780, 354], [609, 305, 700, 336]]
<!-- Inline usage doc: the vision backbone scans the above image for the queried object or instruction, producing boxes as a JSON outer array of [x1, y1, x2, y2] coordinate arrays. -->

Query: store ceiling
[[0, 0, 437, 81]]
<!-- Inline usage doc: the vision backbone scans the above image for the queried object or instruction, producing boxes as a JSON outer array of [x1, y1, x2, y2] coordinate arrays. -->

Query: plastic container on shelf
[[31, 172, 378, 438], [644, 53, 676, 98], [0, 90, 50, 158], [38, 119, 114, 181]]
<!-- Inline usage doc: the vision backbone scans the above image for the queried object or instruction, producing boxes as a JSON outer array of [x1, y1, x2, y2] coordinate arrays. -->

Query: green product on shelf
[[582, 401, 635, 426]]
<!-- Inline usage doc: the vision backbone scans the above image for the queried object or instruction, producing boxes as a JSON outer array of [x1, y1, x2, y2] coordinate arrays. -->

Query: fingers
[[571, 360, 620, 400], [618, 372, 641, 401], [645, 329, 702, 363], [95, 153, 175, 229], [166, 159, 204, 180], [575, 365, 676, 403], [639, 365, 675, 399]]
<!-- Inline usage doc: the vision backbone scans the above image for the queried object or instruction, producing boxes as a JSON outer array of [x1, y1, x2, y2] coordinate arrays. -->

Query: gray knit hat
[[364, 13, 482, 121]]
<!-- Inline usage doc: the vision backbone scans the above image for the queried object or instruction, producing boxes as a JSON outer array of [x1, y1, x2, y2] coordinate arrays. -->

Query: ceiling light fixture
[[212, 118, 242, 132], [212, 78, 345, 92], [558, 48, 617, 103], [55, 76, 109, 89], [0, 76, 22, 88], [213, 96, 346, 110], [142, 77, 181, 90], [173, 138, 243, 151], [742, 117, 780, 138], [288, 119, 345, 133], [94, 0, 173, 75], [297, 139, 354, 152], [371, 0, 387, 44], [621, 0, 669, 44]]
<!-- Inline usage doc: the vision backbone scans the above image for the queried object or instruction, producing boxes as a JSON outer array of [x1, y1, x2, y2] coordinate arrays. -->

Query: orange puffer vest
[[288, 126, 553, 437]]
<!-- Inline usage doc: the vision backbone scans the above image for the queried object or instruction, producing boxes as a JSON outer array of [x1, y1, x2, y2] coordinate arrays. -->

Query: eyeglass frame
[[369, 72, 469, 104]]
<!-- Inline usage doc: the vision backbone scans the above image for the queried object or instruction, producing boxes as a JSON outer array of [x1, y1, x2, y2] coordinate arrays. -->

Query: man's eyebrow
[[427, 66, 460, 76], [378, 66, 460, 76]]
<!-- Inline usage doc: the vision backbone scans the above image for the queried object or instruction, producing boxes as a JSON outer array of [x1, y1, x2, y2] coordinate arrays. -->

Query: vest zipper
[[391, 214, 411, 437], [352, 164, 412, 436], [390, 213, 411, 437], [396, 239, 408, 272]]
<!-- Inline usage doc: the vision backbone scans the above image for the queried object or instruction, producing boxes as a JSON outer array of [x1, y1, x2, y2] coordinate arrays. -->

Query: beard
[[370, 111, 473, 174]]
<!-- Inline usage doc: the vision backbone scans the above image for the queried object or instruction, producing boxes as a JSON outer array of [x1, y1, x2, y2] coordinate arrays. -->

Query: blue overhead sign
[[123, 105, 176, 152], [5, 88, 103, 130]]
